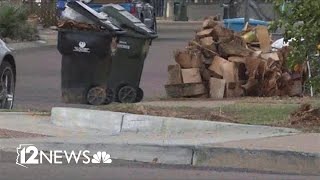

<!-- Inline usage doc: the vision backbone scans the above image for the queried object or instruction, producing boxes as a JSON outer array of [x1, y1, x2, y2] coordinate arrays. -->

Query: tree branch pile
[[165, 16, 305, 98]]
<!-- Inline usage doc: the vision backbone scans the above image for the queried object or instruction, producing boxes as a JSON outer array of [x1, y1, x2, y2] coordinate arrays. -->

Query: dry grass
[[99, 97, 320, 132]]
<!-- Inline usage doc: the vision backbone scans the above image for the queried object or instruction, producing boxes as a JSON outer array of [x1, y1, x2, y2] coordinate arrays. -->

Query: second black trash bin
[[101, 4, 158, 103], [57, 1, 123, 105]]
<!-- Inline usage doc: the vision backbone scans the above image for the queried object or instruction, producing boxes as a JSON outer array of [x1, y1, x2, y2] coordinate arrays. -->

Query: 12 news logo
[[16, 144, 112, 168]]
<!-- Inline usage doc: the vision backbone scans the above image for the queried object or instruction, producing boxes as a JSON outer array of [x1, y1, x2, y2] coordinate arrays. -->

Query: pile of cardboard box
[[165, 16, 304, 98]]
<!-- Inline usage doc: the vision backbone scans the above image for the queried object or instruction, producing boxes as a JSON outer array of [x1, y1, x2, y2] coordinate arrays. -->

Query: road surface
[[13, 39, 187, 110], [1, 161, 318, 180]]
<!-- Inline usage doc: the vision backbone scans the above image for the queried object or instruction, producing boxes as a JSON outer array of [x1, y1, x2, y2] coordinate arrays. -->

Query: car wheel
[[0, 61, 15, 109]]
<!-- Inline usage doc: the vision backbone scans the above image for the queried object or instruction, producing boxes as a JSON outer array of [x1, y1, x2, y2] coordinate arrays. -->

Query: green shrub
[[0, 3, 37, 41]]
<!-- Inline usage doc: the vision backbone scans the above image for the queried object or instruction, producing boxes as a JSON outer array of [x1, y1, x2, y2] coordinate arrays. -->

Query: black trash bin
[[101, 4, 158, 103], [57, 1, 124, 105]]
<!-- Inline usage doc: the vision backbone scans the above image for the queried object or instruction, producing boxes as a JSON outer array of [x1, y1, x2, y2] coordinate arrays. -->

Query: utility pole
[[244, 0, 249, 24]]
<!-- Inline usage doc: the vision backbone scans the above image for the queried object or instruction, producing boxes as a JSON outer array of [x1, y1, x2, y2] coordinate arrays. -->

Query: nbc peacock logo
[[91, 151, 112, 164]]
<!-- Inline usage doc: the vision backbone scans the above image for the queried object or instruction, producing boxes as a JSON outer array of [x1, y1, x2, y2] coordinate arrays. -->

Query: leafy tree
[[272, 0, 320, 94]]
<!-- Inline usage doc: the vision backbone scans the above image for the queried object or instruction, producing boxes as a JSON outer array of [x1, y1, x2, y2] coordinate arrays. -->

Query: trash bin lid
[[67, 1, 122, 32], [101, 4, 157, 38]]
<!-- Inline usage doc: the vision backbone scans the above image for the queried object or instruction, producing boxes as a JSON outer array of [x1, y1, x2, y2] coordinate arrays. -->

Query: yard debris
[[181, 68, 202, 83], [289, 104, 320, 127], [57, 20, 102, 31], [165, 17, 306, 98], [167, 64, 183, 85], [165, 83, 207, 98]]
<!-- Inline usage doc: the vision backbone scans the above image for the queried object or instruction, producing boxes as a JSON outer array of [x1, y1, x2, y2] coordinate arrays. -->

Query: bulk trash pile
[[165, 16, 305, 99]]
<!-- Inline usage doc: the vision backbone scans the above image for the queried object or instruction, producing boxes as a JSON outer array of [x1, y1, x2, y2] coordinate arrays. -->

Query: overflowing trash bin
[[57, 1, 124, 105], [101, 4, 157, 103]]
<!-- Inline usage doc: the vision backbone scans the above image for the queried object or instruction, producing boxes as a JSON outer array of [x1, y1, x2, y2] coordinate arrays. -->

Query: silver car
[[0, 39, 16, 109]]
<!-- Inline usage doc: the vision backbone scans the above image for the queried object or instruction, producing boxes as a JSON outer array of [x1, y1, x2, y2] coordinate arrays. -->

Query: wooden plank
[[209, 78, 225, 99], [222, 61, 238, 83], [211, 25, 234, 41], [167, 64, 183, 85], [196, 28, 214, 38], [252, 51, 262, 57], [190, 50, 203, 68], [181, 68, 202, 83], [165, 83, 206, 98], [208, 56, 238, 82], [256, 26, 271, 53], [261, 52, 280, 61], [208, 56, 228, 76], [202, 19, 219, 29], [218, 39, 252, 57], [174, 50, 202, 68], [228, 56, 246, 63], [200, 37, 214, 47]]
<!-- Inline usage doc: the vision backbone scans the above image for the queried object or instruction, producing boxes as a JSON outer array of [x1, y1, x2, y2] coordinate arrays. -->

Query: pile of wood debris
[[165, 16, 305, 99], [57, 20, 103, 32]]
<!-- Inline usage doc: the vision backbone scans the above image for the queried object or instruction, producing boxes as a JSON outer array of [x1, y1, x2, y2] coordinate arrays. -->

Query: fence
[[23, 1, 57, 27]]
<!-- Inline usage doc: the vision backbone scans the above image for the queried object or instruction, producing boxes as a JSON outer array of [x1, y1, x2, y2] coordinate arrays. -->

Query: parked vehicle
[[0, 39, 16, 109], [57, 0, 157, 32]]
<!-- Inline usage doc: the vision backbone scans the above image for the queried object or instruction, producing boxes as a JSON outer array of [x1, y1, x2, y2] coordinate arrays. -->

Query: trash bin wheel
[[118, 85, 137, 103], [105, 88, 115, 105], [87, 86, 107, 105], [135, 88, 144, 103]]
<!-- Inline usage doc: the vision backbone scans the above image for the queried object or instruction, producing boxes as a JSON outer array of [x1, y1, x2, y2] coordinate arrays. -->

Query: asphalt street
[[1, 161, 318, 180], [12, 38, 187, 110]]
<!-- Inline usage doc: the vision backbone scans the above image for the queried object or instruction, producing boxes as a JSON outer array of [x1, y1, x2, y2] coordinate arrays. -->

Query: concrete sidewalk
[[0, 110, 319, 175]]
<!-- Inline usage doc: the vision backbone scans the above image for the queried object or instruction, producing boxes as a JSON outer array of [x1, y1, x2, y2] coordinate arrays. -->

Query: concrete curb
[[0, 111, 49, 116], [7, 41, 56, 52], [51, 107, 125, 134], [193, 147, 320, 175], [51, 107, 299, 135], [1, 142, 319, 175]]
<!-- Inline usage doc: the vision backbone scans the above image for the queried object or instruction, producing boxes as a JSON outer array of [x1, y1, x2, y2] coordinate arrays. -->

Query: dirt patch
[[102, 98, 320, 132], [101, 104, 235, 123], [0, 128, 47, 138], [289, 104, 320, 130]]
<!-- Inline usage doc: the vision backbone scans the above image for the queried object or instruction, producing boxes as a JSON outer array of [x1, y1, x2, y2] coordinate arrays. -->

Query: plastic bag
[[61, 6, 94, 24]]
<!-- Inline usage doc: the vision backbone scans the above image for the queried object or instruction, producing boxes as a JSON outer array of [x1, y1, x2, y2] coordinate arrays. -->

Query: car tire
[[0, 61, 15, 109]]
